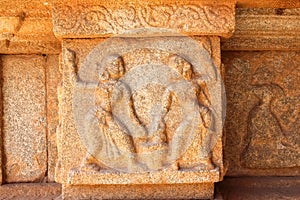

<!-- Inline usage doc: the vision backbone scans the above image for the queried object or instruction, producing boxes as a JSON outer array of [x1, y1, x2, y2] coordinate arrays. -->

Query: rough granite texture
[[63, 183, 214, 200], [56, 35, 224, 199], [0, 0, 60, 54], [0, 1, 300, 200], [221, 8, 300, 51], [0, 56, 3, 184], [52, 1, 235, 38], [54, 39, 103, 184], [68, 169, 220, 185], [2, 55, 47, 183], [218, 177, 300, 200], [0, 183, 61, 200], [223, 51, 300, 176], [46, 55, 61, 182]]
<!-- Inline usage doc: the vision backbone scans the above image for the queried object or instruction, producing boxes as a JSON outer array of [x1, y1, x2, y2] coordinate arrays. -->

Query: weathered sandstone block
[[52, 1, 235, 38], [2, 55, 47, 182], [222, 8, 300, 51], [55, 33, 225, 199], [46, 55, 61, 182], [223, 51, 300, 176], [52, 1, 233, 199]]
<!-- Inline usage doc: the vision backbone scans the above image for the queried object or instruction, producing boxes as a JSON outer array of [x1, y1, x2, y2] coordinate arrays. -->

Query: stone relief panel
[[71, 36, 225, 174], [223, 51, 300, 176], [52, 3, 234, 37], [55, 33, 224, 185], [1, 55, 47, 182]]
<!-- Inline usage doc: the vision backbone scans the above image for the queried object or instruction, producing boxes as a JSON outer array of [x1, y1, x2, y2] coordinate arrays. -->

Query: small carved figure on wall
[[148, 55, 215, 170], [77, 54, 147, 172], [241, 84, 288, 168]]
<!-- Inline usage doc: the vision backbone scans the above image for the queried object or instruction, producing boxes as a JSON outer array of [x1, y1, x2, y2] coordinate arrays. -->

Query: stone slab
[[52, 1, 235, 38], [56, 31, 225, 200], [54, 39, 104, 184], [222, 8, 300, 50], [223, 51, 300, 176], [218, 177, 300, 200], [1, 0, 300, 16], [63, 183, 214, 200], [0, 17, 61, 54], [2, 55, 47, 183], [0, 183, 61, 200], [68, 168, 220, 185], [0, 0, 60, 54], [46, 55, 61, 182], [236, 0, 300, 8], [0, 2, 60, 54], [56, 36, 224, 184], [0, 0, 52, 18], [0, 57, 3, 185]]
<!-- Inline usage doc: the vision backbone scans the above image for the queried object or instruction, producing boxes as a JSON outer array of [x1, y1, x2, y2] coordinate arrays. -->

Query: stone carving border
[[52, 3, 235, 38]]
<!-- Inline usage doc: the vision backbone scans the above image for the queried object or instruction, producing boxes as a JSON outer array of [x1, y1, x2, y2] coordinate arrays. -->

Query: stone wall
[[0, 1, 299, 199]]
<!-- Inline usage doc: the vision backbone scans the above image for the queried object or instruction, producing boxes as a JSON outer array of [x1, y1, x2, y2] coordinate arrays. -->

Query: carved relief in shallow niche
[[72, 36, 224, 173], [224, 51, 300, 171]]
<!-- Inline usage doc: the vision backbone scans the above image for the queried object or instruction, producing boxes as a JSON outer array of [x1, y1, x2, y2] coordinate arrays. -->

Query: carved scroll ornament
[[53, 4, 234, 37]]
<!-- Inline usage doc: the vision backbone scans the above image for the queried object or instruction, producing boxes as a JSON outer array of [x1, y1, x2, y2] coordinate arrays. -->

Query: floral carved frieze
[[52, 4, 235, 38]]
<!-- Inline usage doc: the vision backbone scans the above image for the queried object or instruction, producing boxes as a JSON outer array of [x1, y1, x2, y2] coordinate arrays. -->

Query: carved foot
[[80, 154, 102, 172], [80, 162, 101, 172]]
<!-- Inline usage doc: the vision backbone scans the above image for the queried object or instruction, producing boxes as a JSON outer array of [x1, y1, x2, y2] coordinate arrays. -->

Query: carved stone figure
[[74, 53, 217, 172], [76, 55, 146, 172], [242, 84, 288, 168], [72, 36, 223, 174], [167, 55, 215, 170], [224, 52, 300, 173]]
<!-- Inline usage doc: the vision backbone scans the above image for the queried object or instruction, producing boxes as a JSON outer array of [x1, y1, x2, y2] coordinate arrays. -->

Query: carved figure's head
[[168, 55, 193, 80], [252, 84, 283, 104], [251, 66, 272, 85], [98, 54, 125, 82]]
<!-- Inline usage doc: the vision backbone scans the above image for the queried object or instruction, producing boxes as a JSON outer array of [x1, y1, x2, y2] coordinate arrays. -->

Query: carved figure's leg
[[195, 131, 215, 170]]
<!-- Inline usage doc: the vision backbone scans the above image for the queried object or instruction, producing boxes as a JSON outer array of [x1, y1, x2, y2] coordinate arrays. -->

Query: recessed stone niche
[[53, 1, 234, 199]]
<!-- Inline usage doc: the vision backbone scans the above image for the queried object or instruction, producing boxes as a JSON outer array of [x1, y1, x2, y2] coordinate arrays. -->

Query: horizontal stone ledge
[[222, 36, 300, 51], [0, 38, 61, 54], [68, 168, 220, 185], [0, 183, 61, 199], [52, 2, 235, 38], [218, 177, 300, 199], [63, 183, 215, 199], [0, 17, 61, 54], [222, 8, 300, 50]]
